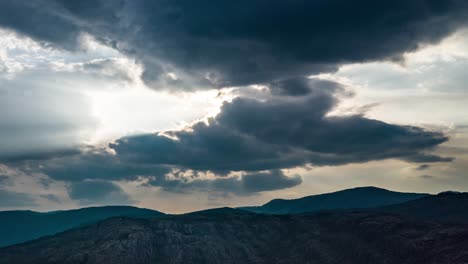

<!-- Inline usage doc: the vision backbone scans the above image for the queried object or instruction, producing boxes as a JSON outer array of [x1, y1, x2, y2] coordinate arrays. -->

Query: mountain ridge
[[0, 186, 463, 249], [240, 186, 429, 214], [376, 191, 468, 223], [0, 205, 165, 248]]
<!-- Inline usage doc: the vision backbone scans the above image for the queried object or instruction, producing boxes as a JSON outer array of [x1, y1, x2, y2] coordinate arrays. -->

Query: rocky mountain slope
[[1, 208, 467, 264]]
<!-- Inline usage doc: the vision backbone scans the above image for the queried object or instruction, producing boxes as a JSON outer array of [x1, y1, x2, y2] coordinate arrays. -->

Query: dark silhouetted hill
[[1, 209, 467, 264], [377, 191, 468, 223], [0, 206, 164, 247], [241, 186, 428, 214]]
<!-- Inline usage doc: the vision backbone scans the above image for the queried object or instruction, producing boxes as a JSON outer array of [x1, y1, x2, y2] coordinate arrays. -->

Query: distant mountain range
[[1, 186, 468, 263], [0, 206, 164, 247], [240, 186, 428, 214], [0, 186, 429, 248]]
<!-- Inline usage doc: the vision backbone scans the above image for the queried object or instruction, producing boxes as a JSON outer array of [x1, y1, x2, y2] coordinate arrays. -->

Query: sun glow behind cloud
[[86, 87, 224, 143], [0, 27, 225, 147]]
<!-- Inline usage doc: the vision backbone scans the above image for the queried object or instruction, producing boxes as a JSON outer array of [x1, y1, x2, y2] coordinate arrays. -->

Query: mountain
[[241, 186, 428, 214], [377, 191, 468, 223], [1, 209, 467, 264], [0, 206, 164, 247]]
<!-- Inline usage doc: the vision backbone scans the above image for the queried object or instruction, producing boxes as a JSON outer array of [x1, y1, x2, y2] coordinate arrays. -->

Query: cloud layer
[[111, 78, 450, 171], [1, 1, 468, 90], [67, 180, 133, 206], [0, 0, 465, 206], [33, 79, 451, 200]]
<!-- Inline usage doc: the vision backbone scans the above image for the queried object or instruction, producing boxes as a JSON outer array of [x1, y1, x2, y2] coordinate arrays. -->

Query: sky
[[0, 0, 468, 213]]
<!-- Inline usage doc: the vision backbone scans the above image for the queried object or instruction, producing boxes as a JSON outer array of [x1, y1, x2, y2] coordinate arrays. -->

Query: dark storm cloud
[[0, 149, 82, 163], [0, 189, 36, 208], [41, 149, 171, 182], [238, 170, 302, 194], [110, 78, 451, 171], [269, 78, 343, 97], [0, 0, 467, 89], [95, 0, 468, 88], [0, 1, 80, 49], [66, 180, 134, 205], [155, 170, 302, 196]]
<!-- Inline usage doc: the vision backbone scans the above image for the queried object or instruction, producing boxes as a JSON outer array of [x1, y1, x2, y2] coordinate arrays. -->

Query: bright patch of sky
[[324, 29, 468, 128], [0, 28, 223, 156]]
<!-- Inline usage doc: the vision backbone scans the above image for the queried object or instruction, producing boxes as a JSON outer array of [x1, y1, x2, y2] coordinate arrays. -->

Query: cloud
[[0, 1, 467, 90], [0, 29, 141, 162], [0, 149, 83, 163], [403, 153, 454, 163], [0, 1, 81, 49], [38, 150, 302, 196], [0, 175, 9, 185], [419, 174, 435, 179], [39, 194, 61, 204], [66, 180, 134, 206], [0, 1, 461, 199], [111, 78, 451, 172], [10, 77, 446, 197], [52, 58, 139, 83], [156, 170, 302, 196], [269, 78, 342, 97], [0, 189, 36, 208], [237, 170, 302, 194], [41, 149, 171, 182], [416, 164, 431, 171]]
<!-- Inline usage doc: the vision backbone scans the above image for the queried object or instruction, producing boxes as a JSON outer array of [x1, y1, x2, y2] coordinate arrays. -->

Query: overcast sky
[[0, 0, 468, 213]]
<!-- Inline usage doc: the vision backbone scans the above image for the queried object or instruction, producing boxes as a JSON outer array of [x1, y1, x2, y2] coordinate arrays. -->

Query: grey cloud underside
[[42, 152, 172, 182], [151, 170, 302, 196], [1, 1, 467, 89], [41, 151, 301, 196], [110, 79, 450, 171], [67, 180, 134, 206]]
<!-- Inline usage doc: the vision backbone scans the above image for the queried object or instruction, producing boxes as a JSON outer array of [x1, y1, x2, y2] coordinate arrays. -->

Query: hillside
[[0, 209, 467, 264], [0, 206, 164, 247], [241, 186, 428, 214]]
